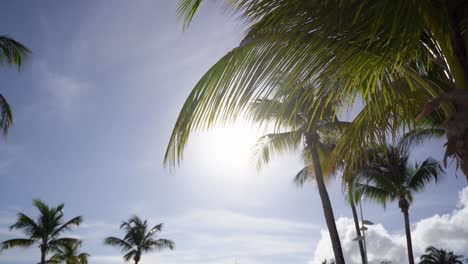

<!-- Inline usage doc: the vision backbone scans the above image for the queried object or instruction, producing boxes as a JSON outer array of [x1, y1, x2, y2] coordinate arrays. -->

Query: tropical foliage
[[0, 35, 30, 134], [356, 143, 444, 264], [47, 241, 89, 264], [419, 246, 465, 264], [167, 0, 468, 181], [104, 216, 174, 264], [0, 200, 82, 264]]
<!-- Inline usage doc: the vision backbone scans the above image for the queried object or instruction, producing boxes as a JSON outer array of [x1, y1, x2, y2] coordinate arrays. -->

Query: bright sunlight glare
[[191, 122, 261, 174]]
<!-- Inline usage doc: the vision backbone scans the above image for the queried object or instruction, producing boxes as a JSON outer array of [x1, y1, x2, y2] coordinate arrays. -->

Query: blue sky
[[0, 1, 467, 264]]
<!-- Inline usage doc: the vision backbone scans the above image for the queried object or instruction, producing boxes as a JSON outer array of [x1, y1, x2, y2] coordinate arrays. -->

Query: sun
[[191, 122, 260, 173]]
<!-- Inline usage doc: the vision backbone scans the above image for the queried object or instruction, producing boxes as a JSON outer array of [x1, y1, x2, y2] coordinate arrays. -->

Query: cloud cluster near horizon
[[310, 186, 468, 264]]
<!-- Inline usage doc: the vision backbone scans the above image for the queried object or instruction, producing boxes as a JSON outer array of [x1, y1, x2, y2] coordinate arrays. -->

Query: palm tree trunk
[[40, 245, 47, 264], [400, 201, 414, 264], [350, 201, 366, 264], [309, 141, 345, 264]]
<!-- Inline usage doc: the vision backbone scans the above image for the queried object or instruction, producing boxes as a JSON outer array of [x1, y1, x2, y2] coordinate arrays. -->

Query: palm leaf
[[104, 237, 133, 252], [50, 216, 83, 238], [0, 35, 30, 68], [0, 238, 35, 251], [252, 130, 302, 169]]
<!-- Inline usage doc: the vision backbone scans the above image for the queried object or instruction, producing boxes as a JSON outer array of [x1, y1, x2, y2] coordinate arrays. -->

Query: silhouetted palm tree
[[104, 216, 174, 264], [250, 85, 348, 263], [419, 246, 464, 264], [0, 200, 82, 264], [47, 241, 89, 264], [0, 35, 30, 134], [357, 144, 443, 264]]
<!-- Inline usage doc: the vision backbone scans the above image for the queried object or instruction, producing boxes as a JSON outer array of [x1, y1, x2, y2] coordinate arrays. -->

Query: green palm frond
[[9, 213, 38, 234], [0, 94, 13, 135], [177, 0, 204, 29], [408, 158, 443, 192], [0, 238, 35, 251], [399, 126, 446, 149], [50, 216, 83, 238], [293, 165, 311, 186], [104, 237, 133, 252], [252, 130, 302, 169], [147, 239, 175, 251], [49, 238, 80, 248], [122, 250, 137, 262], [0, 35, 30, 68]]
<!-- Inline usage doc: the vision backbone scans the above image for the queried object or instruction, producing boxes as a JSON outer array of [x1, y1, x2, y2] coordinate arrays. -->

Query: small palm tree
[[419, 246, 465, 264], [0, 35, 30, 134], [47, 241, 89, 264], [357, 144, 443, 264], [0, 199, 82, 264], [104, 216, 174, 264]]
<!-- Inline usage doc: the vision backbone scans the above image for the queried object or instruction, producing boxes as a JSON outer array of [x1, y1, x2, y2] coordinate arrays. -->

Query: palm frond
[[122, 250, 137, 262], [148, 239, 175, 251], [399, 126, 445, 149], [0, 238, 35, 251], [104, 237, 133, 252], [49, 238, 80, 248], [9, 213, 38, 235], [177, 0, 204, 29], [0, 35, 30, 68], [252, 130, 302, 169], [50, 216, 83, 238], [0, 95, 13, 135], [408, 158, 443, 191]]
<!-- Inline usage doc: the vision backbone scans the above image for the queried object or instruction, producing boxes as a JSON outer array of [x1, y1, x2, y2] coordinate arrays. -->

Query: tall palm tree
[[0, 35, 30, 134], [0, 199, 82, 264], [104, 216, 174, 264], [250, 86, 347, 263], [419, 246, 465, 264], [356, 144, 444, 264], [47, 241, 89, 264], [168, 0, 468, 181]]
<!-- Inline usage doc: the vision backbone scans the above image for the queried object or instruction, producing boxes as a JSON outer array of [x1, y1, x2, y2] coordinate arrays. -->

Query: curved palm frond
[[0, 238, 35, 251], [50, 216, 83, 238], [0, 35, 30, 68], [252, 130, 302, 169], [104, 237, 133, 252], [48, 238, 80, 248], [147, 238, 175, 251], [0, 94, 13, 135], [408, 159, 443, 191], [122, 250, 137, 262]]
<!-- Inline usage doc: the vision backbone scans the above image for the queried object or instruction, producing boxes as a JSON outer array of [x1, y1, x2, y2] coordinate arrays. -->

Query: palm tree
[[419, 246, 465, 264], [168, 0, 468, 182], [250, 86, 348, 263], [104, 216, 174, 264], [0, 199, 82, 264], [47, 241, 89, 264], [0, 35, 30, 134], [356, 144, 444, 264]]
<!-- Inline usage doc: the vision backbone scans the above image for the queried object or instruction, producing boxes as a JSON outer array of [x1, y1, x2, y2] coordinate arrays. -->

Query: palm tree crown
[[356, 143, 444, 264], [419, 246, 465, 264], [0, 199, 83, 264], [104, 216, 174, 264]]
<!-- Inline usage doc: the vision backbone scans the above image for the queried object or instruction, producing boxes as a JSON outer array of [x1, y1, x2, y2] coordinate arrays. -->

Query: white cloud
[[310, 187, 468, 264]]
